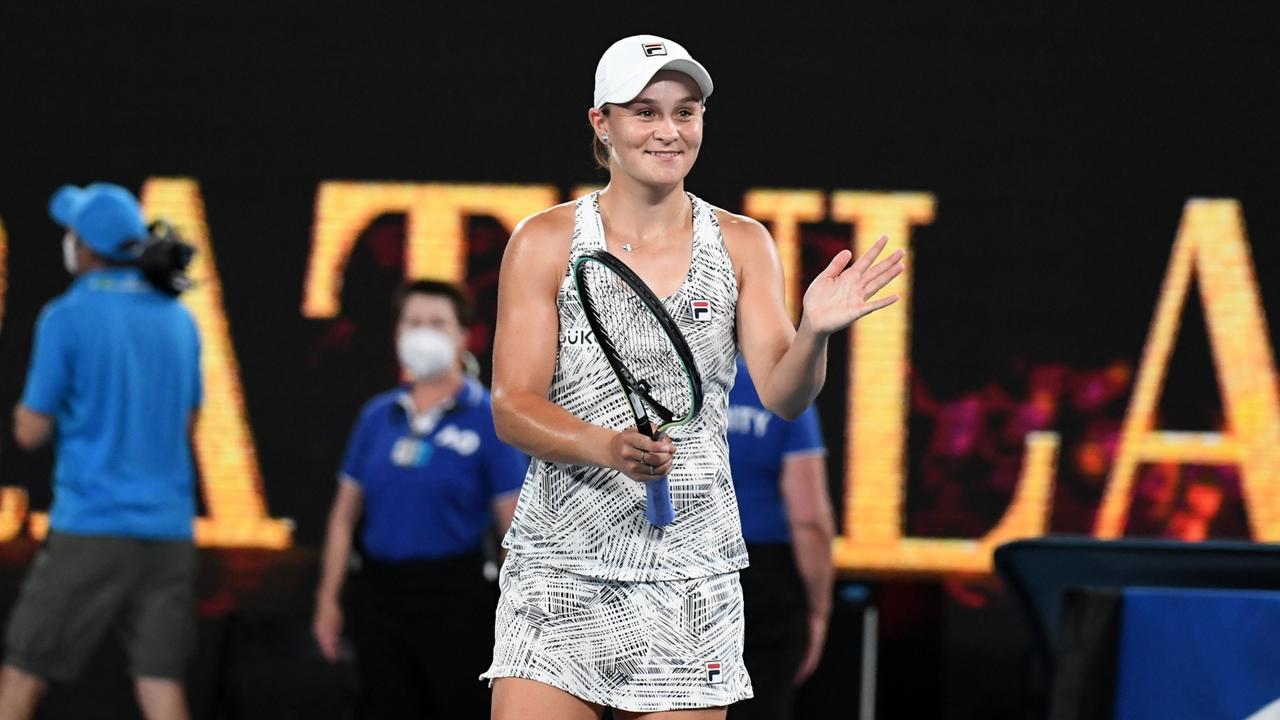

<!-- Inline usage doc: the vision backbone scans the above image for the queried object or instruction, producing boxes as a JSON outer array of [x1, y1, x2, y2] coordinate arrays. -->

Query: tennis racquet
[[572, 249, 703, 526]]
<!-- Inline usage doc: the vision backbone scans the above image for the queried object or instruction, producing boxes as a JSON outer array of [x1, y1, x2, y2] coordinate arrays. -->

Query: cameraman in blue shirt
[[312, 280, 525, 719], [726, 356, 835, 720], [0, 184, 202, 720]]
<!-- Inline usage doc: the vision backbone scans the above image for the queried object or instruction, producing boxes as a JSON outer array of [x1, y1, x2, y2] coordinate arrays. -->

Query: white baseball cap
[[593, 34, 714, 108]]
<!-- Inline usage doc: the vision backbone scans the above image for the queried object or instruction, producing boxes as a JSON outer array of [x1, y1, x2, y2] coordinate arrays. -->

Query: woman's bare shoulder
[[713, 207, 777, 276], [713, 207, 767, 236], [501, 201, 579, 288], [511, 201, 577, 248]]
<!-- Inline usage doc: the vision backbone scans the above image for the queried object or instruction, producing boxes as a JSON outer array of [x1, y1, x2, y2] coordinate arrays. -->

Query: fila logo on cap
[[705, 661, 723, 684], [642, 42, 667, 57], [690, 299, 712, 321]]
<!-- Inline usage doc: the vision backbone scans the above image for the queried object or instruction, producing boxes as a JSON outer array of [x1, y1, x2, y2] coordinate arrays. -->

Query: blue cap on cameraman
[[49, 183, 147, 261]]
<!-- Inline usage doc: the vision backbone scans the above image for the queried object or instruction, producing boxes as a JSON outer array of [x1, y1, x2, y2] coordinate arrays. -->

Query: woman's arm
[[780, 452, 836, 684], [490, 209, 674, 482], [312, 479, 362, 662], [725, 213, 904, 419], [492, 492, 518, 536]]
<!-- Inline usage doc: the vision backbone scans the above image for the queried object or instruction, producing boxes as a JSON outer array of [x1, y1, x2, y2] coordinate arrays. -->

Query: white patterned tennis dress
[[482, 192, 753, 711]]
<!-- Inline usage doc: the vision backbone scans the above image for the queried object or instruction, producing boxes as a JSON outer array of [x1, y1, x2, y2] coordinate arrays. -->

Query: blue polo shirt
[[21, 267, 202, 540], [340, 378, 527, 562], [727, 357, 826, 544]]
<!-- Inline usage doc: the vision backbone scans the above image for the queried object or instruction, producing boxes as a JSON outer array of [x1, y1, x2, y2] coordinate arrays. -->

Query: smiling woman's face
[[590, 70, 705, 187]]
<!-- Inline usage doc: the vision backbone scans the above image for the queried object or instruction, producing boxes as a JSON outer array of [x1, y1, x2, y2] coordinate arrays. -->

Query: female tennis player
[[483, 34, 904, 720]]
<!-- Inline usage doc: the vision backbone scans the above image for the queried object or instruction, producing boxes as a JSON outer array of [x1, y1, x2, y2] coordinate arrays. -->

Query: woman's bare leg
[[491, 677, 604, 720], [615, 707, 727, 720]]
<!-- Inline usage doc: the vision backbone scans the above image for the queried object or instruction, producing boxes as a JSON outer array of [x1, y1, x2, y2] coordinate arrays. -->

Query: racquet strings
[[577, 259, 693, 427]]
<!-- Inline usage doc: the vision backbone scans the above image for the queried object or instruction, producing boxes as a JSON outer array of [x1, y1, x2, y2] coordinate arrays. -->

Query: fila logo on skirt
[[705, 661, 723, 684]]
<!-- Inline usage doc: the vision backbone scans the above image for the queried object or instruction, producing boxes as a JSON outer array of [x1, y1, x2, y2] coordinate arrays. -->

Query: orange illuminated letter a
[[1096, 199, 1280, 539]]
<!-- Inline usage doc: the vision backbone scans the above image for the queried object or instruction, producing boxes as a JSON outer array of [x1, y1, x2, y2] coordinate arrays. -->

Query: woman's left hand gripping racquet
[[572, 249, 703, 526]]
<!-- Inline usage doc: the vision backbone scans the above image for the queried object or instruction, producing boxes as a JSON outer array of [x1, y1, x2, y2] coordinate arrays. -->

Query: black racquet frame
[[572, 249, 703, 526]]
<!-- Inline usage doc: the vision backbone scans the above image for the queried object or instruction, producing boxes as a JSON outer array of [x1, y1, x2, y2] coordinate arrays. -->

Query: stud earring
[[602, 133, 609, 144]]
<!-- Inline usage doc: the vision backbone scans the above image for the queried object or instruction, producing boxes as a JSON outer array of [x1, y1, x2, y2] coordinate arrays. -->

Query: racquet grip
[[645, 477, 675, 526]]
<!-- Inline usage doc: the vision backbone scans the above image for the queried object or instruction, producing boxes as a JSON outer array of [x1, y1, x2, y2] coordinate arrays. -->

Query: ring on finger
[[641, 450, 649, 465], [647, 464, 657, 475]]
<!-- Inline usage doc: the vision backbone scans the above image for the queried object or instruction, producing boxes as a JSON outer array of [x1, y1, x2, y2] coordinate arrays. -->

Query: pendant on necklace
[[622, 243, 633, 252]]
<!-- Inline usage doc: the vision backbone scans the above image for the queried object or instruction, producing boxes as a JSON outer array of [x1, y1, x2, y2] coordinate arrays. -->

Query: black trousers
[[730, 544, 808, 720], [351, 552, 498, 719]]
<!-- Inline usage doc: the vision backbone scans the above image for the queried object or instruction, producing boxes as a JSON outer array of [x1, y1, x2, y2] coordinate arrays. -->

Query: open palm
[[802, 235, 906, 335]]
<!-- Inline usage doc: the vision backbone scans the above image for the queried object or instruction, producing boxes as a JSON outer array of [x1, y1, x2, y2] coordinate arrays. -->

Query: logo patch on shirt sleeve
[[706, 661, 723, 684], [690, 299, 712, 321]]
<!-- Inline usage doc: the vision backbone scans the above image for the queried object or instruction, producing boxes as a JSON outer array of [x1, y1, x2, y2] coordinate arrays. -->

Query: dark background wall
[[1, 3, 1277, 717]]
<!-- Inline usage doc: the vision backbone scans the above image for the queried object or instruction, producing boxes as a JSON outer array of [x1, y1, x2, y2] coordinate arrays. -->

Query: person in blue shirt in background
[[0, 184, 202, 720], [312, 279, 526, 719], [726, 355, 835, 720]]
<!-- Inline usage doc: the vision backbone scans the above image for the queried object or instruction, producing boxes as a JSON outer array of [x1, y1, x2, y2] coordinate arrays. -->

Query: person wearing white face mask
[[312, 280, 526, 719]]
